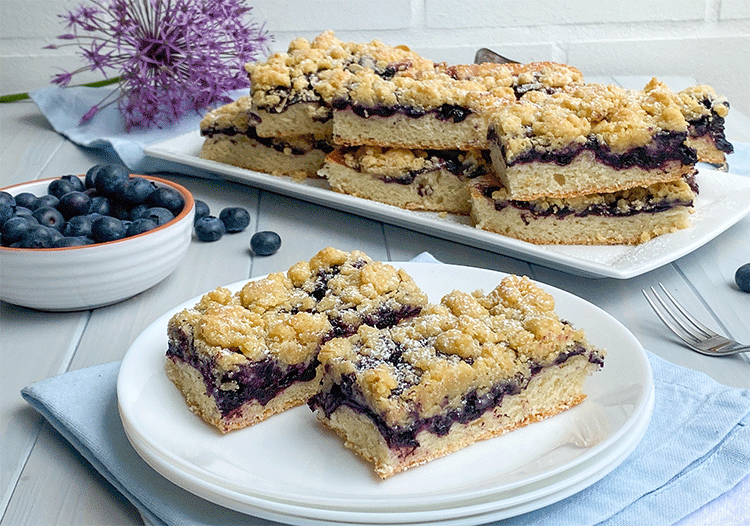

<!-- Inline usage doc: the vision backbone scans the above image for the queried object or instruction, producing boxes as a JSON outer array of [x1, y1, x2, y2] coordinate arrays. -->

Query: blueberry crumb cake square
[[308, 274, 605, 478], [166, 247, 427, 433]]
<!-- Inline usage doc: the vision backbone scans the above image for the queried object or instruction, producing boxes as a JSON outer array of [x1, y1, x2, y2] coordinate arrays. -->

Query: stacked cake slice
[[472, 80, 701, 244]]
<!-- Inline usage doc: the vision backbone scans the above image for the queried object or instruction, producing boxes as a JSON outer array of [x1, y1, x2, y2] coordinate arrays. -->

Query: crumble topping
[[338, 146, 488, 177], [170, 247, 427, 367], [317, 275, 599, 422], [200, 96, 258, 131], [245, 31, 434, 111], [482, 174, 696, 214], [492, 80, 691, 161]]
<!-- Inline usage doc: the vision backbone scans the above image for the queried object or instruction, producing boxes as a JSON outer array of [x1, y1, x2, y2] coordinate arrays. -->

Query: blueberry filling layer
[[490, 129, 697, 169], [201, 124, 334, 155], [370, 151, 491, 185], [308, 343, 601, 452], [478, 177, 696, 220], [331, 100, 473, 124], [687, 112, 734, 154], [167, 328, 319, 417]]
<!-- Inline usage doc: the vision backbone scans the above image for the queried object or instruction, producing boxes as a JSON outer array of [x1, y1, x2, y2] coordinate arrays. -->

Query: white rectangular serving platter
[[145, 131, 750, 279]]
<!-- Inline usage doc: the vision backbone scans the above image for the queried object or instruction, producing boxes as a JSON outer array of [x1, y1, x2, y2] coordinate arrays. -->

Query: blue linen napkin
[[29, 86, 247, 176], [20, 290, 750, 526], [28, 86, 750, 179]]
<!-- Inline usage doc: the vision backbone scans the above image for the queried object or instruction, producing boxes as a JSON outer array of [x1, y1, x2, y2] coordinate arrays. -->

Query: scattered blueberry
[[194, 200, 210, 223], [47, 178, 76, 200], [91, 216, 126, 242], [147, 186, 184, 215], [219, 207, 251, 233], [250, 231, 281, 256], [32, 206, 65, 231], [194, 216, 226, 242], [14, 192, 38, 210], [736, 263, 750, 293], [126, 218, 158, 236]]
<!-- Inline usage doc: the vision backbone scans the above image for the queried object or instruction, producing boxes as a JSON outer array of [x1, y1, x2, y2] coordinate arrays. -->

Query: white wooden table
[[1, 76, 749, 525]]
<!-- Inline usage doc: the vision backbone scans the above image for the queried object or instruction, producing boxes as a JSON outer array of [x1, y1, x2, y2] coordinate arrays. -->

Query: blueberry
[[94, 164, 130, 197], [250, 231, 281, 256], [12, 206, 37, 224], [89, 195, 111, 216], [0, 191, 15, 208], [122, 177, 157, 205], [32, 206, 66, 231], [0, 203, 14, 226], [62, 214, 94, 238], [146, 186, 184, 215], [194, 200, 210, 223], [85, 164, 106, 189], [736, 263, 750, 293], [47, 178, 76, 200], [144, 206, 174, 226], [60, 174, 86, 192], [35, 194, 60, 210], [129, 203, 149, 221], [14, 192, 38, 210], [219, 207, 250, 233], [57, 191, 91, 219], [17, 225, 59, 248], [91, 216, 126, 242], [1, 216, 32, 245], [108, 200, 131, 220], [194, 216, 226, 242], [53, 236, 95, 247], [126, 218, 158, 236]]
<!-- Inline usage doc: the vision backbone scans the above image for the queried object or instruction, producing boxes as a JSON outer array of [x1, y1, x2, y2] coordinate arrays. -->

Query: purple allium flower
[[50, 0, 271, 131]]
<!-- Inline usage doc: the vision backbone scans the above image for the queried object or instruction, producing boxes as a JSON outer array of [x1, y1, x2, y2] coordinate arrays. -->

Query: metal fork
[[642, 284, 750, 356]]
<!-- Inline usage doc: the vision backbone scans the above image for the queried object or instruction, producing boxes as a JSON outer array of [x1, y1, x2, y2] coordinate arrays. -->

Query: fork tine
[[642, 287, 702, 346], [656, 284, 719, 338]]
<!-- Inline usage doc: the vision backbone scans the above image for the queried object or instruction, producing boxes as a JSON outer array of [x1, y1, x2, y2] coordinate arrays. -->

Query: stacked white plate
[[118, 263, 654, 525]]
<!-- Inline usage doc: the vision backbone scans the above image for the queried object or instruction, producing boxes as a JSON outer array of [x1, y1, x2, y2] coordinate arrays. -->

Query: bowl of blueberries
[[0, 164, 194, 311]]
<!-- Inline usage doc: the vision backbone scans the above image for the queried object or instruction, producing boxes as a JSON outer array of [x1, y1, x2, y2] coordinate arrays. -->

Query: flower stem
[[0, 76, 122, 103]]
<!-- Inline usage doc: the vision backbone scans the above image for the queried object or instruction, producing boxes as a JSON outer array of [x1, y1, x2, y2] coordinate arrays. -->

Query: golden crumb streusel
[[199, 96, 257, 132], [317, 275, 600, 424], [491, 80, 690, 161], [338, 145, 488, 177]]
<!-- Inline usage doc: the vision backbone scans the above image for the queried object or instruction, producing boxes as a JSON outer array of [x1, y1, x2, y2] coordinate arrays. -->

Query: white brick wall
[[2, 0, 748, 118]]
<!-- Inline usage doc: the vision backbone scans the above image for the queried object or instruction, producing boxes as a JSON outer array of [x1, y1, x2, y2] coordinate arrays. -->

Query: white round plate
[[118, 263, 654, 524]]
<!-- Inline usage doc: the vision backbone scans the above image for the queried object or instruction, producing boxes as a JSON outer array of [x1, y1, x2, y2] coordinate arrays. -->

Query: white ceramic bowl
[[0, 174, 195, 311]]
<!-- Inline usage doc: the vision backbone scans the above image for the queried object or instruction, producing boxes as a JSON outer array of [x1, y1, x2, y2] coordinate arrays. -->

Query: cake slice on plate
[[166, 247, 427, 433], [469, 171, 698, 245], [486, 80, 698, 201], [309, 275, 605, 478], [320, 146, 491, 214], [199, 96, 333, 179]]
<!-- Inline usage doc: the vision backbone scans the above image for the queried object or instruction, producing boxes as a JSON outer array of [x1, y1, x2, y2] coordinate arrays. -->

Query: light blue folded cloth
[[29, 86, 247, 176], [29, 86, 750, 179], [20, 261, 750, 526]]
